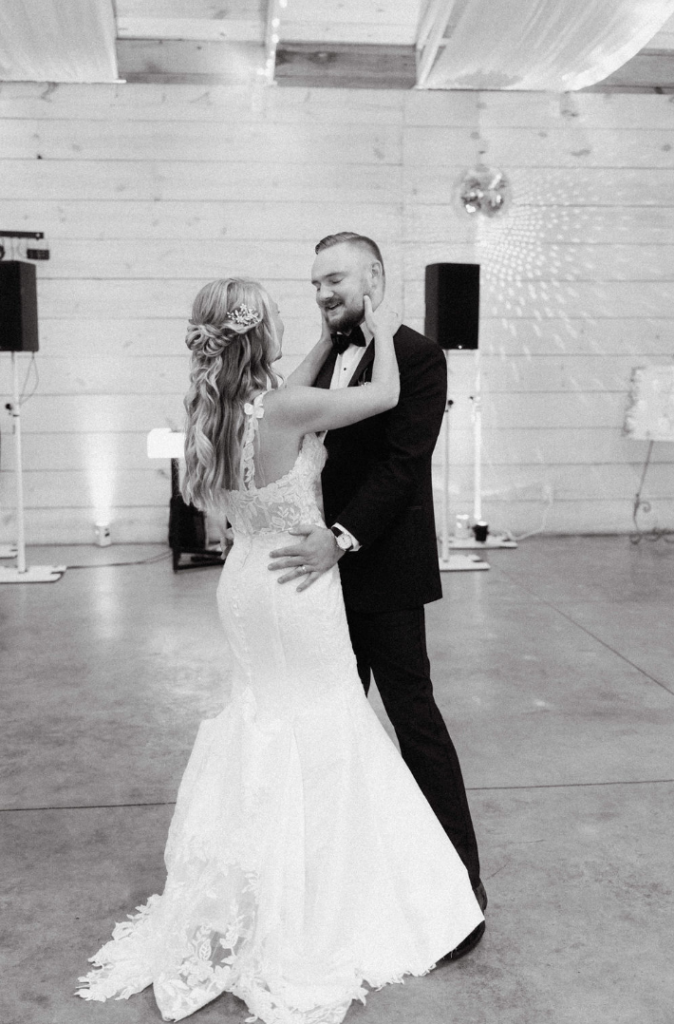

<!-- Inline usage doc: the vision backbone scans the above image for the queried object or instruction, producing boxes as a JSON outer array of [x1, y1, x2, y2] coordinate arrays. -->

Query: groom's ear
[[367, 262, 385, 307]]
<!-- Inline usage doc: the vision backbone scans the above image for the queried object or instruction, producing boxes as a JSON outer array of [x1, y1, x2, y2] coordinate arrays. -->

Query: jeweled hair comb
[[225, 304, 263, 329]]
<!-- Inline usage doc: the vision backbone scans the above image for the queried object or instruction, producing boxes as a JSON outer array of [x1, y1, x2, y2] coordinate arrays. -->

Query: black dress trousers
[[345, 604, 481, 889]]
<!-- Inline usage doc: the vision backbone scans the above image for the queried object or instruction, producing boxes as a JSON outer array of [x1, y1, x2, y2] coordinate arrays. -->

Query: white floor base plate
[[0, 565, 66, 584], [439, 554, 490, 572], [0, 544, 18, 558], [448, 534, 518, 550]]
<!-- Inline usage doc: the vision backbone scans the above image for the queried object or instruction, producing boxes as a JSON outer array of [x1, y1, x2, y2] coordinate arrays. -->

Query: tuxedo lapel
[[315, 348, 338, 390]]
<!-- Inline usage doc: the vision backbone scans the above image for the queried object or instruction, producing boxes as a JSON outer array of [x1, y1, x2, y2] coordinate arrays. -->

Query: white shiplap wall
[[0, 83, 672, 543]]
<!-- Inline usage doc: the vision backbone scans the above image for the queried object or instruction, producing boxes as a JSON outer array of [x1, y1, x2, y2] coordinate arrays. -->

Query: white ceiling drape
[[418, 0, 674, 90], [0, 0, 119, 83]]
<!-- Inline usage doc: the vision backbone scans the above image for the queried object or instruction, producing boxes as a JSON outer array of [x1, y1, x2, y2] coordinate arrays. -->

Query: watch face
[[332, 528, 351, 550]]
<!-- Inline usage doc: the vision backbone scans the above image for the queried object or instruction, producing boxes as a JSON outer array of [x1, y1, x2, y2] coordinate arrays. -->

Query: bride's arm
[[284, 315, 332, 387], [272, 297, 400, 430]]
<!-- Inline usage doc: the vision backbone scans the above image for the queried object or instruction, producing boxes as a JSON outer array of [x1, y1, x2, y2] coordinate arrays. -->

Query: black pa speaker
[[424, 262, 479, 350], [0, 261, 39, 352]]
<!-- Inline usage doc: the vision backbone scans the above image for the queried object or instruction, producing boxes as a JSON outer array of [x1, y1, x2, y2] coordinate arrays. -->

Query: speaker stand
[[445, 350, 517, 552], [0, 352, 65, 584], [169, 458, 224, 572], [438, 385, 489, 573]]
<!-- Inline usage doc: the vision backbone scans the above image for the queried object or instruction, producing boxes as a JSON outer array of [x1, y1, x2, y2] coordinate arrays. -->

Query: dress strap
[[241, 390, 269, 490]]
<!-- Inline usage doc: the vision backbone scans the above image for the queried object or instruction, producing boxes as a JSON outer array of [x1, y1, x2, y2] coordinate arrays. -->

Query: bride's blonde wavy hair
[[182, 278, 281, 509]]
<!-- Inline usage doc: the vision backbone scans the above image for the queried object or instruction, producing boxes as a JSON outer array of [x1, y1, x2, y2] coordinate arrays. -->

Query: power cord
[[19, 353, 39, 404], [508, 489, 554, 542], [66, 551, 173, 569]]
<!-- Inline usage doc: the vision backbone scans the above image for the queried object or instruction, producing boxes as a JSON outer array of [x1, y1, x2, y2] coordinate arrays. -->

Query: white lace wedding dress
[[76, 392, 483, 1024]]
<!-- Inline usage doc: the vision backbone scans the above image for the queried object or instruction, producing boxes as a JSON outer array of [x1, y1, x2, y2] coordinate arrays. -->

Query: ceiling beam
[[275, 43, 416, 90], [117, 18, 263, 42], [115, 0, 264, 18], [416, 0, 458, 89], [115, 38, 263, 83]]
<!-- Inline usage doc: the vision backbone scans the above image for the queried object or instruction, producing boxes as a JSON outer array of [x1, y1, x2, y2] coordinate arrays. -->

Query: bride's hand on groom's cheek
[[268, 525, 344, 592]]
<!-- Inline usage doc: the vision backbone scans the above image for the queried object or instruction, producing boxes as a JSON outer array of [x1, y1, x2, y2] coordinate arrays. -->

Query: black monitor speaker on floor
[[0, 261, 39, 352], [425, 262, 479, 350]]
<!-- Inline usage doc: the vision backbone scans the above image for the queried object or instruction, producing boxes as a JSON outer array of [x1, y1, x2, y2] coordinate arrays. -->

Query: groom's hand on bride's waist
[[268, 525, 344, 592]]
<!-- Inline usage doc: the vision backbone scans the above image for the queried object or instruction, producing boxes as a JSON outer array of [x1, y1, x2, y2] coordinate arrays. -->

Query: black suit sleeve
[[335, 340, 447, 550]]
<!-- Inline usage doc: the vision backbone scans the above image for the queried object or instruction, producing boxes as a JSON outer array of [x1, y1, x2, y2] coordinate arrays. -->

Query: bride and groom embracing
[[77, 232, 487, 1024]]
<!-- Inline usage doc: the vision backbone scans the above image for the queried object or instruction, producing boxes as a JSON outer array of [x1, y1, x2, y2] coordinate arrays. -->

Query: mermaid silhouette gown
[[76, 391, 483, 1023]]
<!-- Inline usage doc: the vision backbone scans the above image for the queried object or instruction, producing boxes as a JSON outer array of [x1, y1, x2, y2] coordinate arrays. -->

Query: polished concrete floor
[[2, 536, 674, 1024]]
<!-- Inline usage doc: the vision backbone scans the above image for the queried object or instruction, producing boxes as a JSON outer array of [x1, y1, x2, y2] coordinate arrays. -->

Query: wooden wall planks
[[0, 83, 672, 544]]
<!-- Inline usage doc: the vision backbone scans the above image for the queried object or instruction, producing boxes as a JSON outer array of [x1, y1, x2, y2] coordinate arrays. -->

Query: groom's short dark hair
[[315, 232, 385, 276]]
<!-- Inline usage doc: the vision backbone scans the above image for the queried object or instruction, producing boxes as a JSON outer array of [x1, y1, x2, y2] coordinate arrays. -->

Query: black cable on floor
[[66, 552, 172, 569]]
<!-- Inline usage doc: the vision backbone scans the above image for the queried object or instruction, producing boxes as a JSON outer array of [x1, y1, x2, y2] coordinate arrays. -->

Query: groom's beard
[[322, 301, 365, 335]]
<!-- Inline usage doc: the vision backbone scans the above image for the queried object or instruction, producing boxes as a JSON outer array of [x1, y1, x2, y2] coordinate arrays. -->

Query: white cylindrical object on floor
[[95, 523, 112, 547]]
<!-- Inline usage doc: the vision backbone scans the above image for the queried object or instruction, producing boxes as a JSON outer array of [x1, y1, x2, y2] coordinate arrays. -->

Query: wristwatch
[[330, 525, 354, 551]]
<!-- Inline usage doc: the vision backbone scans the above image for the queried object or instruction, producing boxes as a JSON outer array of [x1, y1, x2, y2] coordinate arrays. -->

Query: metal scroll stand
[[0, 351, 65, 583], [629, 439, 674, 544]]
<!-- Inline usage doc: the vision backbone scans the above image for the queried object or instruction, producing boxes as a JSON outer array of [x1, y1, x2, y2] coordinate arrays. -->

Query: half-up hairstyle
[[182, 278, 281, 509]]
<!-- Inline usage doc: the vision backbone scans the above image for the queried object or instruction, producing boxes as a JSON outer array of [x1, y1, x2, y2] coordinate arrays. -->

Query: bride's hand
[[363, 295, 400, 337], [319, 309, 333, 346]]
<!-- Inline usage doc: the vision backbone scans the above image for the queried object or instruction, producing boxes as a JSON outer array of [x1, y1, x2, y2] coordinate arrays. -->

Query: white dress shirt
[[329, 323, 374, 551]]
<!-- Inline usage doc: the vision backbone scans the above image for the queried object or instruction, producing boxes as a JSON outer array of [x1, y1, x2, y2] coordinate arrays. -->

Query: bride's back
[[221, 390, 327, 538], [244, 389, 308, 491]]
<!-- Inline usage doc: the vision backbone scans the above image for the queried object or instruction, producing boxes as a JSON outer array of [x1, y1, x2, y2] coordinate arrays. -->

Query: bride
[[76, 277, 483, 1024]]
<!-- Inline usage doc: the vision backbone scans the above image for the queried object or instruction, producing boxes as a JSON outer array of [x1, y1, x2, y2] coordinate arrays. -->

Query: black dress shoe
[[439, 882, 487, 963], [473, 880, 488, 912], [440, 920, 485, 962]]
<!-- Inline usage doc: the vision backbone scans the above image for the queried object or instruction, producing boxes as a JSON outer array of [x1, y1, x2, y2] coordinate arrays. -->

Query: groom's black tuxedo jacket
[[315, 323, 447, 614]]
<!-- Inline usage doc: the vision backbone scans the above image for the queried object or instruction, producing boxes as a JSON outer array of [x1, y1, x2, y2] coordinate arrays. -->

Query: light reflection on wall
[[83, 434, 117, 527], [461, 164, 667, 524]]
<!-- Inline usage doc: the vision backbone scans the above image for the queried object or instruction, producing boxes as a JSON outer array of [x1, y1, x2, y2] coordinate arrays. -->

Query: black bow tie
[[331, 325, 366, 355]]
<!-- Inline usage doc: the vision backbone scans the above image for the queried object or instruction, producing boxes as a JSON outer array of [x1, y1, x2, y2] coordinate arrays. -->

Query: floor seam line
[[467, 779, 674, 791], [492, 563, 674, 698], [0, 801, 178, 812], [4, 779, 674, 811]]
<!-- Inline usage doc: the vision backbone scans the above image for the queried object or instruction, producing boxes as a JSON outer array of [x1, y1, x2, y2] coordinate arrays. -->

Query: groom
[[269, 232, 486, 958]]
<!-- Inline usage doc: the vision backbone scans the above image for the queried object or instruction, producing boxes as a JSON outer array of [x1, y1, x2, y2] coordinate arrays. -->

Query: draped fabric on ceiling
[[419, 0, 674, 90], [0, 0, 118, 83]]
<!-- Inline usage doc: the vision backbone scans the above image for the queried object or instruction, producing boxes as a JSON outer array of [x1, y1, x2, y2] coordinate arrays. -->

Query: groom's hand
[[268, 525, 344, 592]]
